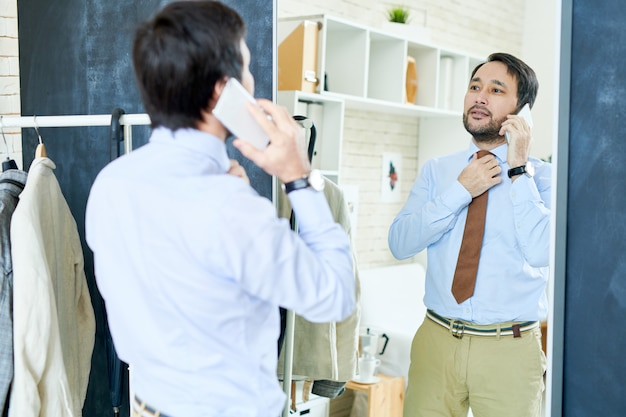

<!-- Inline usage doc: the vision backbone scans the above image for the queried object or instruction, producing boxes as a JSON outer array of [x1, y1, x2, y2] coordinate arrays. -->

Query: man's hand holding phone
[[500, 103, 533, 169], [213, 78, 310, 184], [232, 98, 311, 184]]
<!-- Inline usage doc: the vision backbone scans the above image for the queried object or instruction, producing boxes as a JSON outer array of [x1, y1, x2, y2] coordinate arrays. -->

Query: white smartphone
[[213, 78, 269, 150], [505, 103, 533, 142]]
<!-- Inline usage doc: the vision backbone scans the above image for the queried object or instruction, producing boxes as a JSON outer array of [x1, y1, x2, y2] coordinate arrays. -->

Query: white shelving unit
[[278, 14, 485, 181], [277, 90, 344, 183]]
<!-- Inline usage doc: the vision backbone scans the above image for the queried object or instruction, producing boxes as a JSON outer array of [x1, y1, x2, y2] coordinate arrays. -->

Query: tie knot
[[476, 150, 492, 158]]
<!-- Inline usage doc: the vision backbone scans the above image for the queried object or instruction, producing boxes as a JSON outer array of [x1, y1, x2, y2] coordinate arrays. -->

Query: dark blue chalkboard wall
[[17, 1, 274, 416], [562, 0, 626, 415]]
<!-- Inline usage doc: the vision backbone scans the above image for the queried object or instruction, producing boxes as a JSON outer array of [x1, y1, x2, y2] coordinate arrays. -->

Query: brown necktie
[[451, 150, 491, 304]]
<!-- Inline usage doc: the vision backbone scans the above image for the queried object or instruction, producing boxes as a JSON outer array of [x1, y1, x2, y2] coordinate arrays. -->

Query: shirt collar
[[467, 141, 508, 164], [150, 127, 231, 173]]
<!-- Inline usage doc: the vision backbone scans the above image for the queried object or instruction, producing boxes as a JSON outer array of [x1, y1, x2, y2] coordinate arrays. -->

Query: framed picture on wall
[[381, 152, 402, 203]]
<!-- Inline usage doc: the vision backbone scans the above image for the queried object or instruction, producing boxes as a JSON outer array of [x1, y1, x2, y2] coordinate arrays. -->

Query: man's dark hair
[[471, 52, 539, 111], [133, 1, 246, 130]]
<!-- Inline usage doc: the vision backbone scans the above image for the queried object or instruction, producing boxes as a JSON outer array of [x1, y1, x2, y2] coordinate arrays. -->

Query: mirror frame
[[547, 0, 571, 416]]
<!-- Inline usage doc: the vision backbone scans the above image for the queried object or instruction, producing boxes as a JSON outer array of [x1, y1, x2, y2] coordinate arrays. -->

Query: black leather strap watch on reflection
[[507, 161, 534, 178], [283, 169, 325, 194]]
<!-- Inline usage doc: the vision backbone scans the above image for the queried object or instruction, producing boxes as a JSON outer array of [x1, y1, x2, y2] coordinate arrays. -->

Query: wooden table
[[344, 374, 405, 417]]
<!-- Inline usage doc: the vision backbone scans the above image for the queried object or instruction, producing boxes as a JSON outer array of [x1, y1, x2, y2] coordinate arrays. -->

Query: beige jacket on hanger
[[277, 177, 360, 381], [9, 157, 95, 417]]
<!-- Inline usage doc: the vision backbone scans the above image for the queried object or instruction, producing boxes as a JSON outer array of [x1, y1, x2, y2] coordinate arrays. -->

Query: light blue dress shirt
[[388, 142, 551, 324], [85, 127, 354, 417]]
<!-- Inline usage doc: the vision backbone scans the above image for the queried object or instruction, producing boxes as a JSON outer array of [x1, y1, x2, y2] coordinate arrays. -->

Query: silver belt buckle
[[451, 320, 465, 339]]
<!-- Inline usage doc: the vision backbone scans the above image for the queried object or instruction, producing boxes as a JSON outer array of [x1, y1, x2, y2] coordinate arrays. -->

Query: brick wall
[[0, 0, 21, 168], [340, 109, 420, 268]]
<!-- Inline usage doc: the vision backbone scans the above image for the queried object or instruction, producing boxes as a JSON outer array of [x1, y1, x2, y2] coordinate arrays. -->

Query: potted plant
[[383, 5, 430, 43], [386, 5, 411, 24]]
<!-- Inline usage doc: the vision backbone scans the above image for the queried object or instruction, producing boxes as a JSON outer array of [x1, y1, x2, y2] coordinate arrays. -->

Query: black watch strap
[[283, 170, 325, 194], [507, 165, 527, 178], [283, 177, 309, 194]]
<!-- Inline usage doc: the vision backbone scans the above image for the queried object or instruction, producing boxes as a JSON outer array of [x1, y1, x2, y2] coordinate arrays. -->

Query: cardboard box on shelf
[[278, 20, 321, 93]]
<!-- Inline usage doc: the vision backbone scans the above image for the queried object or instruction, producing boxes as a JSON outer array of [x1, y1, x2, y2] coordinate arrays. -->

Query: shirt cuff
[[287, 188, 334, 231], [509, 175, 542, 204], [440, 180, 473, 213]]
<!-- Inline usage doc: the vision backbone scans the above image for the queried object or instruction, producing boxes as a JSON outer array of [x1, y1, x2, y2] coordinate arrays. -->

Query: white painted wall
[[522, 0, 560, 161]]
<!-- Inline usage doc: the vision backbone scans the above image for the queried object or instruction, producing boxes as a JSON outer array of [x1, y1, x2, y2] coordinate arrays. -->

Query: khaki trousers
[[403, 316, 546, 417]]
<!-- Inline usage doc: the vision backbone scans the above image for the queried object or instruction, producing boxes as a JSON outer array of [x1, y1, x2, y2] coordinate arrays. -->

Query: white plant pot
[[382, 21, 431, 44]]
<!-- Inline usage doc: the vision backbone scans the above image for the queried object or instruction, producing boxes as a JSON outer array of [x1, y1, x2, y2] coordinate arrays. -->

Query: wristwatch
[[282, 169, 325, 194], [507, 161, 535, 178]]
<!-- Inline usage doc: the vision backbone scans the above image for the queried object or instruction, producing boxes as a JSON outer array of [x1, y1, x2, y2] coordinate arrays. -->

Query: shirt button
[[465, 308, 471, 314]]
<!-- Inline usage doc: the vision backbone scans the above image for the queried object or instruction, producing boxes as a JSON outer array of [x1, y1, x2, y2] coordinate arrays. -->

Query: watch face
[[525, 161, 535, 177], [309, 169, 325, 191]]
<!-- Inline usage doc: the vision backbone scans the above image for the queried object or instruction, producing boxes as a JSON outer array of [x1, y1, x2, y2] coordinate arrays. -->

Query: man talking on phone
[[85, 2, 355, 417], [389, 52, 551, 417]]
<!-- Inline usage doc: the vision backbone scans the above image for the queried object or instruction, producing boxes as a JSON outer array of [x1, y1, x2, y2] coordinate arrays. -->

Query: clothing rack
[[1, 112, 151, 416], [0, 113, 151, 154]]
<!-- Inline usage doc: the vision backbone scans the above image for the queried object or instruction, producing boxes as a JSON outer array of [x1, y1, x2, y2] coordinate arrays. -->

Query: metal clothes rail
[[0, 113, 151, 154]]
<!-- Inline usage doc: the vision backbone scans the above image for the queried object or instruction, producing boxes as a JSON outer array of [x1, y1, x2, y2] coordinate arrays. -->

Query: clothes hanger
[[292, 115, 316, 163], [288, 115, 317, 230], [34, 115, 47, 158], [0, 116, 19, 171]]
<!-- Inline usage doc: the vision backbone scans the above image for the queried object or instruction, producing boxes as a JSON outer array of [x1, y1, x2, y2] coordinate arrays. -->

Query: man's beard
[[463, 108, 507, 144]]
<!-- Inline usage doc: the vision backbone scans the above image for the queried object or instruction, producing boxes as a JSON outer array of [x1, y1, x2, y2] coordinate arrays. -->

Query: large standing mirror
[[276, 1, 562, 416]]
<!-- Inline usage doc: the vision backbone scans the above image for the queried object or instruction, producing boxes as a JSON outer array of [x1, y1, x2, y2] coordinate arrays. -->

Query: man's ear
[[206, 77, 228, 113], [212, 77, 228, 102]]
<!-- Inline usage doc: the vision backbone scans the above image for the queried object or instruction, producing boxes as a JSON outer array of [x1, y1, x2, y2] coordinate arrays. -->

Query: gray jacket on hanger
[[0, 169, 27, 414]]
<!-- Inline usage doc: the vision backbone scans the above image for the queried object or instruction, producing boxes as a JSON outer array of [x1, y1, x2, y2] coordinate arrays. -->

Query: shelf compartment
[[367, 31, 406, 104], [322, 18, 368, 97], [406, 43, 438, 108], [438, 52, 469, 112], [277, 91, 345, 179]]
